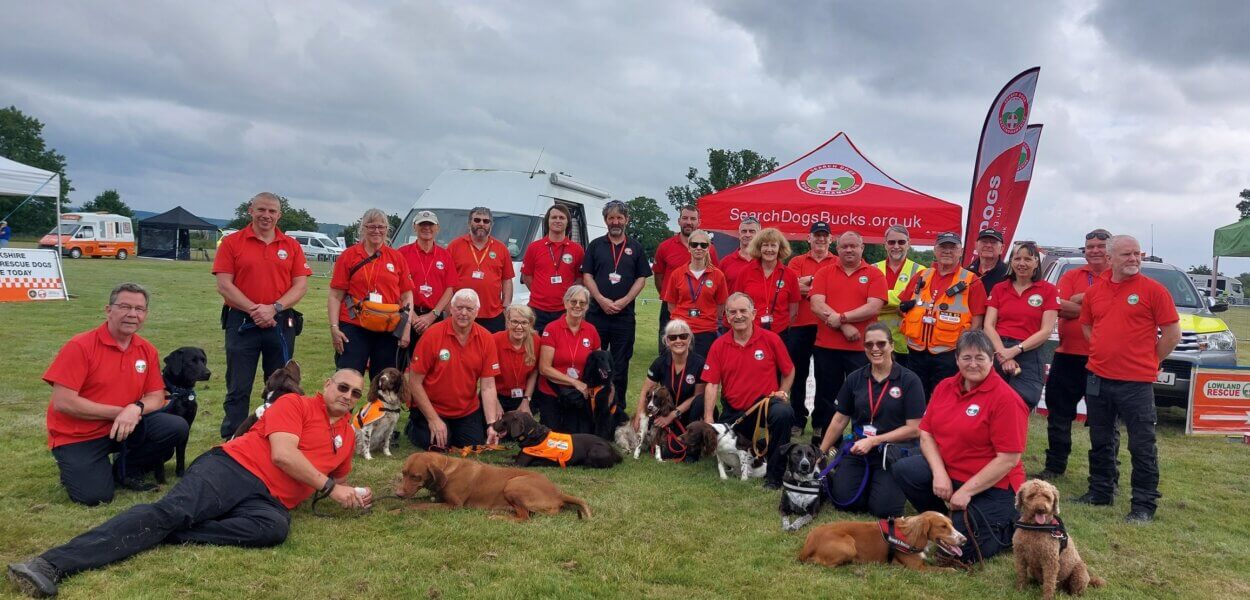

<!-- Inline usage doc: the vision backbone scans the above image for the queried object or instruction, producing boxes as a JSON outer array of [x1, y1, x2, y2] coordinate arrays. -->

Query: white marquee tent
[[1, 154, 69, 297]]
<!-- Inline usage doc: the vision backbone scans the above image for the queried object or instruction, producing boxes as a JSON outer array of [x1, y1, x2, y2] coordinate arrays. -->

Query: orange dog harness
[[354, 400, 397, 429], [521, 431, 575, 467]]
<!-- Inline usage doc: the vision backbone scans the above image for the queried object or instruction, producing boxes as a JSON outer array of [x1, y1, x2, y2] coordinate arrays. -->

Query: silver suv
[[1041, 251, 1237, 408]]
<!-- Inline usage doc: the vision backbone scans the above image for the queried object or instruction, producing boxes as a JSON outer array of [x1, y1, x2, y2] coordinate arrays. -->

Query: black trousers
[[1086, 376, 1160, 513], [786, 325, 818, 430], [995, 336, 1044, 409], [1042, 352, 1089, 474], [42, 449, 290, 577], [691, 331, 717, 364], [334, 322, 401, 380], [812, 348, 867, 432], [531, 388, 594, 435], [657, 302, 671, 353], [475, 313, 506, 334], [221, 308, 297, 438], [51, 413, 189, 506], [891, 454, 1017, 560], [908, 350, 958, 400], [828, 451, 908, 518], [532, 307, 564, 336], [405, 408, 487, 450], [587, 312, 636, 417], [720, 397, 794, 484]]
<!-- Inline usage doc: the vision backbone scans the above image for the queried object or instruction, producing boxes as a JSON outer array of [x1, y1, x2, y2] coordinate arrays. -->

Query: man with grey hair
[[406, 288, 503, 448], [874, 225, 925, 366], [40, 282, 189, 505], [448, 207, 514, 333], [213, 192, 312, 438], [583, 199, 651, 417], [1074, 234, 1180, 523]]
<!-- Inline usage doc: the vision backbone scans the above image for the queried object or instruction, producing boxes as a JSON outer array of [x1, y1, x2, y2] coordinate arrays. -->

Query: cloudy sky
[[2, 0, 1248, 269]]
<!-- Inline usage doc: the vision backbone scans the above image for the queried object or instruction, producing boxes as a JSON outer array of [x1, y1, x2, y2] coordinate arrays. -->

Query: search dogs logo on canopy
[[999, 91, 1029, 134], [798, 163, 863, 196]]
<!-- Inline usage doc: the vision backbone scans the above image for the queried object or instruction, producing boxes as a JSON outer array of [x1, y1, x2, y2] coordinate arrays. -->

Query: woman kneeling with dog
[[890, 329, 1029, 563], [533, 285, 601, 434], [817, 323, 925, 518]]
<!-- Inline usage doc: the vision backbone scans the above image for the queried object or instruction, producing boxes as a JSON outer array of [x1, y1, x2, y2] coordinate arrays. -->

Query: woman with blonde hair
[[494, 304, 540, 413], [735, 227, 800, 336]]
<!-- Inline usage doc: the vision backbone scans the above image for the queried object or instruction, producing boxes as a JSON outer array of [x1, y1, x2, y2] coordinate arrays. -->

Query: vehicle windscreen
[[50, 224, 81, 236], [394, 209, 539, 260], [1055, 262, 1203, 309]]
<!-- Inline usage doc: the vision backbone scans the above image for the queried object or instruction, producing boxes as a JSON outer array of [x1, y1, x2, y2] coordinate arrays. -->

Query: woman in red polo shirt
[[984, 241, 1060, 409], [735, 227, 800, 337], [662, 229, 727, 359], [534, 285, 601, 434], [889, 330, 1028, 562], [328, 209, 415, 379], [494, 304, 540, 414]]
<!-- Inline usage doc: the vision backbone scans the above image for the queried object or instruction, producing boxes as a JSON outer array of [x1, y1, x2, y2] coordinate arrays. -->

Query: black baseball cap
[[977, 228, 1004, 242], [810, 221, 831, 235], [935, 232, 961, 245]]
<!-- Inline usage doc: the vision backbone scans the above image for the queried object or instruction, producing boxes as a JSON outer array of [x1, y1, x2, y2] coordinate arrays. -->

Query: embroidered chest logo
[[704, 280, 714, 288], [1027, 294, 1043, 307], [1127, 294, 1140, 305], [386, 262, 395, 272], [753, 350, 765, 360], [966, 404, 981, 417], [889, 386, 901, 398], [435, 260, 445, 270], [582, 338, 591, 348], [277, 249, 289, 260], [624, 247, 633, 255], [562, 253, 574, 264], [858, 275, 868, 284], [489, 251, 497, 259], [438, 349, 451, 361], [686, 374, 696, 384], [134, 359, 147, 373]]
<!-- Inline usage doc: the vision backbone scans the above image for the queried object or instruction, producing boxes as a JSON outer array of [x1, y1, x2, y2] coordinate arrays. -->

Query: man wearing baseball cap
[[784, 220, 837, 435], [968, 228, 1011, 295], [397, 211, 458, 358]]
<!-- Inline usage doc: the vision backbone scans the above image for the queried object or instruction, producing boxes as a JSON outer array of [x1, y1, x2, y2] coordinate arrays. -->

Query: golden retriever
[[798, 511, 966, 572], [1013, 479, 1105, 599], [394, 452, 590, 521]]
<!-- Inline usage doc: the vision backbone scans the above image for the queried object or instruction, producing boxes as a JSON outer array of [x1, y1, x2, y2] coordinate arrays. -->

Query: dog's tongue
[[1034, 514, 1048, 525]]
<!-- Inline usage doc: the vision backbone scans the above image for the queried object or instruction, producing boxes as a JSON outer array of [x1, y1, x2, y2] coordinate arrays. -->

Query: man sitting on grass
[[8, 369, 373, 598]]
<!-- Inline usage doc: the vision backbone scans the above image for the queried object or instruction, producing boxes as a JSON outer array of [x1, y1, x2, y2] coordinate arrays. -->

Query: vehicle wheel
[[69, 247, 82, 259], [116, 249, 128, 260]]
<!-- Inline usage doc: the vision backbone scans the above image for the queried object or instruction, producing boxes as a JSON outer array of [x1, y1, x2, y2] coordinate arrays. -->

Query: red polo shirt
[[42, 324, 165, 448], [811, 260, 889, 350], [397, 242, 459, 311], [1080, 272, 1179, 382], [921, 371, 1027, 491], [410, 320, 500, 418], [212, 226, 312, 305], [737, 261, 801, 333], [662, 264, 728, 333], [720, 250, 753, 292], [521, 237, 585, 312], [538, 318, 601, 395], [787, 252, 836, 326], [447, 236, 515, 319], [223, 393, 354, 509], [1055, 266, 1101, 356], [652, 235, 719, 288], [330, 244, 415, 327], [493, 331, 539, 397], [986, 280, 1061, 341], [702, 327, 795, 411]]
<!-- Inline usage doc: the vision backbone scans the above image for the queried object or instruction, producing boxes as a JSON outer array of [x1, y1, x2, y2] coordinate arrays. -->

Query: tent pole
[[55, 187, 70, 301], [1212, 256, 1219, 298]]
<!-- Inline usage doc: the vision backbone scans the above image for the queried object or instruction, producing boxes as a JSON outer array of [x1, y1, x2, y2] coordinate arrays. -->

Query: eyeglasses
[[566, 299, 589, 307], [885, 240, 908, 246], [956, 354, 992, 364], [334, 382, 364, 399], [507, 319, 530, 327], [472, 217, 492, 224], [863, 341, 889, 350], [363, 224, 388, 231], [667, 333, 691, 341], [111, 303, 148, 314], [689, 242, 710, 249]]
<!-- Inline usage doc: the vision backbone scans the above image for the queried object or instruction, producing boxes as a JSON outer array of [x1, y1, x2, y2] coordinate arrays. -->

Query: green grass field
[[2, 254, 1249, 599]]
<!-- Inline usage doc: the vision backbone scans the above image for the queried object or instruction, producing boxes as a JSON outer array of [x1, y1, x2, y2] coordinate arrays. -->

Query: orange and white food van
[[39, 213, 136, 259]]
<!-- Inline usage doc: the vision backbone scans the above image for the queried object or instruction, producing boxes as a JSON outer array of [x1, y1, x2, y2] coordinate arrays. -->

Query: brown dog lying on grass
[[1013, 479, 1105, 599], [798, 511, 966, 572], [394, 452, 590, 521]]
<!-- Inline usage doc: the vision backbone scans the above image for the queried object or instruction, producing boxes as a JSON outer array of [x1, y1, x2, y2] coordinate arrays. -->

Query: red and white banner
[[964, 67, 1041, 262], [0, 248, 67, 302], [997, 124, 1043, 248]]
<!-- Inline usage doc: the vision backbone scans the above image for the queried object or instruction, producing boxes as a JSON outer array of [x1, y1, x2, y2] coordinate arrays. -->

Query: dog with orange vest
[[492, 411, 621, 468]]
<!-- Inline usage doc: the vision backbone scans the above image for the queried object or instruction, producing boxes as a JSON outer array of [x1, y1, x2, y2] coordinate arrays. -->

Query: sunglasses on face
[[472, 217, 492, 224], [1086, 231, 1110, 240], [667, 333, 691, 341], [689, 242, 710, 249], [863, 340, 889, 350], [335, 382, 364, 399], [885, 240, 907, 246]]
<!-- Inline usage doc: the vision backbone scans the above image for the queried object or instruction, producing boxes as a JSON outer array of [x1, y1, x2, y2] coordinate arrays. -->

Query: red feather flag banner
[[1001, 124, 1043, 247], [963, 67, 1041, 262]]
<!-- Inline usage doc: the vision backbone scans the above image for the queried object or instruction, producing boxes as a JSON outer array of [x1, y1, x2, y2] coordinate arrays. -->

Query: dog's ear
[[778, 443, 796, 460], [903, 514, 933, 544], [701, 426, 718, 457], [1015, 482, 1028, 511], [285, 359, 301, 382], [427, 464, 446, 491], [1050, 485, 1060, 515]]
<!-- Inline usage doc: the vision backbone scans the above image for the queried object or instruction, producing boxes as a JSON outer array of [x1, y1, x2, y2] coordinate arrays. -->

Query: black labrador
[[582, 349, 618, 440], [492, 411, 621, 469], [158, 347, 211, 482]]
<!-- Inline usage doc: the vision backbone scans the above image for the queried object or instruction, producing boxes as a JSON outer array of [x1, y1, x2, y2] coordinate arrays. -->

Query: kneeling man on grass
[[8, 369, 373, 598]]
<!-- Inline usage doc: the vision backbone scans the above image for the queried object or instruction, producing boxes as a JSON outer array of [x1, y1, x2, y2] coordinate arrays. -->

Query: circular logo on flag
[[966, 404, 981, 417], [1127, 294, 1140, 305], [489, 251, 497, 259], [277, 249, 289, 260], [798, 163, 864, 196], [1028, 293, 1043, 307], [889, 386, 902, 399], [438, 349, 451, 361], [753, 350, 765, 360], [562, 253, 574, 264], [624, 247, 633, 255], [998, 91, 1029, 135], [386, 262, 395, 272], [135, 359, 147, 373], [686, 374, 696, 385], [1017, 141, 1033, 171], [858, 275, 868, 284], [435, 260, 445, 270]]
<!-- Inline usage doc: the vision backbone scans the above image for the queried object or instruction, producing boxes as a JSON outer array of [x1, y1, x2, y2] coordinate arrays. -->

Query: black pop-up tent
[[138, 206, 218, 260]]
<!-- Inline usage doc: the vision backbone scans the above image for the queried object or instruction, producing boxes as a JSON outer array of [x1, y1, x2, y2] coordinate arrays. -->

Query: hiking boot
[[118, 476, 158, 493], [1072, 492, 1113, 506], [7, 557, 60, 598], [1030, 469, 1063, 481], [762, 479, 782, 490], [1124, 509, 1154, 524]]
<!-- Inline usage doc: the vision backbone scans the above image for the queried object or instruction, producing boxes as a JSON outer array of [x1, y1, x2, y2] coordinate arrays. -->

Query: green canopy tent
[[1209, 219, 1250, 298]]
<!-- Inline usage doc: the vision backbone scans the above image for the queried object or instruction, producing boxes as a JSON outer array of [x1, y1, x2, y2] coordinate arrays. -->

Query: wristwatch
[[433, 308, 443, 318], [132, 400, 145, 414], [273, 301, 284, 313]]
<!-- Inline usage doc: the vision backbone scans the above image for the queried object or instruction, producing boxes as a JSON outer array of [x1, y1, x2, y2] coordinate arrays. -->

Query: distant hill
[[131, 209, 345, 237]]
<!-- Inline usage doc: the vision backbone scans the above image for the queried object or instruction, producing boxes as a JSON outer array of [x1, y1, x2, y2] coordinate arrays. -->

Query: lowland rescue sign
[[0, 248, 67, 302], [1187, 367, 1250, 435]]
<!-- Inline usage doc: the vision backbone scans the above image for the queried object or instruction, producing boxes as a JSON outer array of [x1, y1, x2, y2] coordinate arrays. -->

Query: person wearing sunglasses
[[534, 285, 602, 434], [785, 220, 837, 436], [735, 227, 800, 337], [447, 206, 514, 333], [817, 323, 925, 518], [9, 369, 373, 598], [662, 229, 727, 359], [873, 225, 925, 367], [634, 319, 708, 437], [521, 204, 585, 334], [493, 304, 540, 414], [405, 289, 503, 450], [1034, 228, 1110, 481], [967, 228, 1012, 295], [891, 330, 1028, 563], [40, 282, 189, 505], [328, 208, 415, 379], [984, 241, 1059, 409], [652, 205, 719, 351]]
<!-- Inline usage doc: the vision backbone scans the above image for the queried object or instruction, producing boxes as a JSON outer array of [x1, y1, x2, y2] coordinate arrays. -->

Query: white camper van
[[286, 230, 343, 261], [394, 170, 612, 304], [39, 212, 136, 259]]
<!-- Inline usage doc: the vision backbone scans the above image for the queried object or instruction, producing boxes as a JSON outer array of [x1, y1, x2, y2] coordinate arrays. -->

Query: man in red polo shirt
[[522, 204, 585, 333], [213, 192, 313, 438], [785, 221, 836, 434], [41, 282, 188, 505], [396, 211, 459, 350], [718, 217, 759, 291], [9, 370, 372, 598], [652, 205, 719, 349], [1035, 228, 1111, 480], [809, 231, 887, 441], [447, 207, 515, 333], [702, 292, 795, 489], [1076, 235, 1180, 523], [406, 288, 503, 449]]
